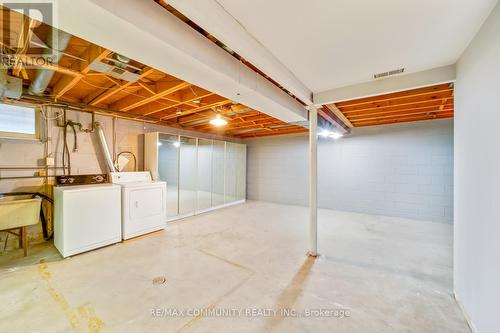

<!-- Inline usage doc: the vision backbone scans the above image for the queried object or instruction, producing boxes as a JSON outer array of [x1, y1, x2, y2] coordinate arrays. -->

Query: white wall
[[246, 119, 454, 223], [454, 2, 500, 332]]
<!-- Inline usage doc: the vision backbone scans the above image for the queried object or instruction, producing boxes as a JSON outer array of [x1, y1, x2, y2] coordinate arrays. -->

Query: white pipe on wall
[[308, 106, 318, 257], [95, 122, 117, 173]]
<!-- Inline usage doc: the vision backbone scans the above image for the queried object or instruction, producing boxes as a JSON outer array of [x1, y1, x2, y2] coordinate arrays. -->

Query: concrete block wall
[[245, 119, 453, 223]]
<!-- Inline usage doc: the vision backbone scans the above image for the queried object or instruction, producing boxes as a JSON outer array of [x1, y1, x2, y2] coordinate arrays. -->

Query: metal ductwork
[[28, 29, 72, 96], [95, 122, 117, 173]]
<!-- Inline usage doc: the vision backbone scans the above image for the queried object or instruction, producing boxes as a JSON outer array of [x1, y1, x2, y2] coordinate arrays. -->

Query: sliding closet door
[[212, 140, 225, 207], [197, 139, 213, 211], [179, 136, 197, 215], [236, 143, 247, 201], [158, 134, 180, 218], [224, 142, 238, 204]]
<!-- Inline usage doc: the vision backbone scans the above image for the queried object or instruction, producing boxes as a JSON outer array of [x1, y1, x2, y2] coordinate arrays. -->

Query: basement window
[[0, 103, 39, 139]]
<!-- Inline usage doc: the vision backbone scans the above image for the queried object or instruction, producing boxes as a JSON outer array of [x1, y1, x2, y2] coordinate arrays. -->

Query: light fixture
[[157, 141, 163, 147], [317, 129, 343, 139], [209, 114, 228, 127], [329, 132, 343, 139], [172, 141, 180, 148], [318, 129, 332, 138]]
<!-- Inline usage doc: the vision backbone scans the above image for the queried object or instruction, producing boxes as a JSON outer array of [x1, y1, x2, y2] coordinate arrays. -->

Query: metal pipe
[[95, 122, 117, 172], [29, 29, 72, 95], [308, 106, 318, 257], [0, 176, 57, 180], [0, 166, 65, 170]]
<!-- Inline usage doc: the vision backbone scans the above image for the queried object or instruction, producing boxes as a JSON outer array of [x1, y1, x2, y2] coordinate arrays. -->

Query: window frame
[[0, 103, 40, 140]]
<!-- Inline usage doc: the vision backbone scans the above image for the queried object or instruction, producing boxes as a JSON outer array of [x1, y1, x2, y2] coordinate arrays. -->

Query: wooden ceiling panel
[[3, 7, 307, 139], [327, 83, 454, 128]]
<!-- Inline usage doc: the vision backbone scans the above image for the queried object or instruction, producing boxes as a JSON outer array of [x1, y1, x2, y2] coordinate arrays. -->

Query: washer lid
[[110, 172, 152, 184]]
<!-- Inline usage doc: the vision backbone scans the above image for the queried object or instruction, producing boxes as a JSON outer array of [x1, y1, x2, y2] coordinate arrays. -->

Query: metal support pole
[[308, 105, 318, 257]]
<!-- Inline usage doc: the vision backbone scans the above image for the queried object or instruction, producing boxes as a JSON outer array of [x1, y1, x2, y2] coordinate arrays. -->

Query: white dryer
[[110, 172, 167, 240]]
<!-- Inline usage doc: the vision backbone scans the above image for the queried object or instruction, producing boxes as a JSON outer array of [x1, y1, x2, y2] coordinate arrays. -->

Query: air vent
[[374, 68, 405, 80], [88, 61, 140, 82], [111, 67, 126, 75]]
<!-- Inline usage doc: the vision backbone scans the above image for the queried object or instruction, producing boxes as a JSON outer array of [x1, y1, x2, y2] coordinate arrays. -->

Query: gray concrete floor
[[0, 201, 469, 333]]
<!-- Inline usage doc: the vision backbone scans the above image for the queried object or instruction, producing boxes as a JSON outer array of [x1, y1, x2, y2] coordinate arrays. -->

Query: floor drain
[[152, 276, 167, 285]]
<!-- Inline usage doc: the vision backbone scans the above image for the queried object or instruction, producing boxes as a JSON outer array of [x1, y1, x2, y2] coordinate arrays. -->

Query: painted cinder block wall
[[245, 119, 454, 223]]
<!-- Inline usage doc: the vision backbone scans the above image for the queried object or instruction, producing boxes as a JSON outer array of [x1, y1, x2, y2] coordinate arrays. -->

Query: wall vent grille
[[374, 68, 405, 79]]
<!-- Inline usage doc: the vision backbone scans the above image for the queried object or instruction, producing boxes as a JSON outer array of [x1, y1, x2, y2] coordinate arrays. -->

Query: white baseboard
[[454, 289, 477, 333]]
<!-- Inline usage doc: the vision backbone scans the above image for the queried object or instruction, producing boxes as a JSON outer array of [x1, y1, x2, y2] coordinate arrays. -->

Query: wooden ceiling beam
[[341, 100, 454, 116], [110, 78, 190, 111], [352, 112, 454, 127], [133, 87, 214, 116], [159, 98, 233, 120], [325, 103, 353, 128], [349, 108, 453, 122], [85, 67, 156, 105], [347, 104, 454, 119], [335, 84, 453, 108], [52, 45, 112, 99], [338, 92, 453, 113]]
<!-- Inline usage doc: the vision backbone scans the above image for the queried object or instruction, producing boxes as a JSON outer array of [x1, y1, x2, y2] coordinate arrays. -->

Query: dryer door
[[129, 187, 164, 219]]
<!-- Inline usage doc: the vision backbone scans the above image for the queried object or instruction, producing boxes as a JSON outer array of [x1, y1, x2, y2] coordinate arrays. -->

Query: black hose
[[69, 122, 78, 152], [62, 124, 71, 174]]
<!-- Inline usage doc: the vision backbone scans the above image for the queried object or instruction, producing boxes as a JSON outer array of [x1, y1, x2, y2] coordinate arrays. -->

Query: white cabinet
[[145, 132, 246, 221]]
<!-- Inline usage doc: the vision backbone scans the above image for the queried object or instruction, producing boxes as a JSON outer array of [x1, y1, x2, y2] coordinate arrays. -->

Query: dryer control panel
[[56, 174, 108, 186]]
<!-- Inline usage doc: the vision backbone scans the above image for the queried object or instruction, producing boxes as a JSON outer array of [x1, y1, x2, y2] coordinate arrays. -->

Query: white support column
[[308, 105, 318, 257]]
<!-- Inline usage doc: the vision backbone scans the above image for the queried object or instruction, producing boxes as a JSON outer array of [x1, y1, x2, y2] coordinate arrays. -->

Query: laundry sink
[[0, 196, 41, 231]]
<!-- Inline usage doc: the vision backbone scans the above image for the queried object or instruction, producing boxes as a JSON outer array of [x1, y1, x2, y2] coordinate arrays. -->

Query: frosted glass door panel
[[179, 137, 197, 215], [236, 143, 247, 201], [212, 141, 225, 207], [224, 143, 238, 203], [158, 135, 179, 218], [197, 139, 213, 211]]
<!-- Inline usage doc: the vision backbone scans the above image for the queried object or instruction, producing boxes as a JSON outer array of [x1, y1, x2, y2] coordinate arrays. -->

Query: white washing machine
[[54, 175, 122, 258], [110, 172, 167, 240]]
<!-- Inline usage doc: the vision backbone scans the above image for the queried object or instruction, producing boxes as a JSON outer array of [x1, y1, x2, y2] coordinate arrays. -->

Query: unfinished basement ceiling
[[200, 0, 497, 92], [0, 6, 308, 139], [326, 83, 454, 128]]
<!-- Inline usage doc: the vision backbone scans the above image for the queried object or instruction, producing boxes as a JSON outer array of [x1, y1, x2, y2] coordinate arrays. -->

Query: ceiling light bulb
[[318, 130, 332, 137], [329, 132, 344, 139], [209, 114, 228, 127], [172, 141, 180, 148], [157, 141, 163, 147]]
